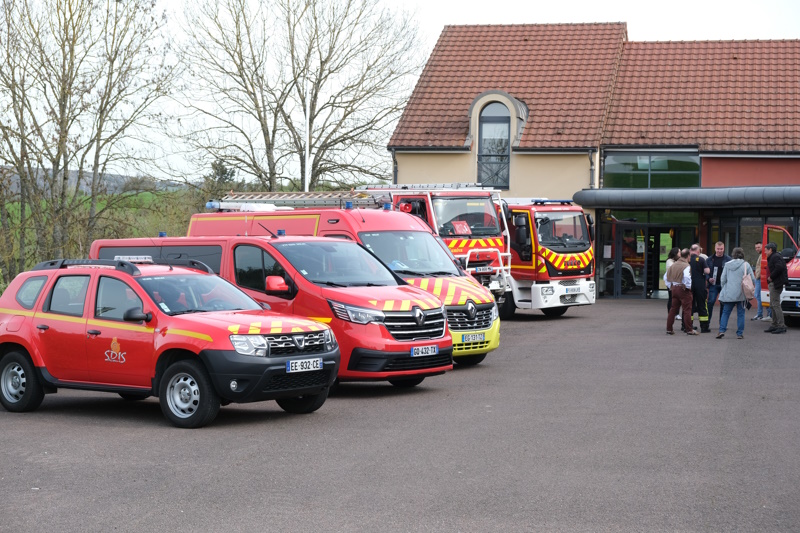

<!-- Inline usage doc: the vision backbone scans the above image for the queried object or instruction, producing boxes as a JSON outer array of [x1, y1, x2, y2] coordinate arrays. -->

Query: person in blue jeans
[[748, 241, 772, 320], [717, 247, 755, 339], [707, 241, 731, 326]]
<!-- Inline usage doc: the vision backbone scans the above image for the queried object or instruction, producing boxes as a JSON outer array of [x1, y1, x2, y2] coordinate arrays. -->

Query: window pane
[[96, 277, 142, 321], [649, 212, 698, 224], [234, 245, 266, 292], [480, 123, 509, 156], [480, 102, 509, 117], [651, 155, 700, 172], [650, 173, 700, 188], [49, 276, 90, 316], [16, 276, 47, 310], [604, 172, 648, 188], [604, 155, 639, 173]]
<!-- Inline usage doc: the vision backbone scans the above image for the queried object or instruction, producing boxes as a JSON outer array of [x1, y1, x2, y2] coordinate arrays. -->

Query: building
[[388, 23, 800, 298]]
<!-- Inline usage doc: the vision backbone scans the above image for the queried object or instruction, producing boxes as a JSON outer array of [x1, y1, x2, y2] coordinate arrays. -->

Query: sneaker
[[765, 326, 778, 333], [686, 330, 699, 336], [737, 335, 744, 339], [666, 330, 675, 335], [751, 316, 762, 321], [772, 327, 787, 334], [716, 332, 724, 339], [761, 316, 772, 321], [676, 315, 682, 320]]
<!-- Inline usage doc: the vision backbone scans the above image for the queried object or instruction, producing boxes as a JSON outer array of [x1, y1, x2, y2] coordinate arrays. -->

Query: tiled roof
[[388, 23, 628, 150], [603, 40, 800, 152]]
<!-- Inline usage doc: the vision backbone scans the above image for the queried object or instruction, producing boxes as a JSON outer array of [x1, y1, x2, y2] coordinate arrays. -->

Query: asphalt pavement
[[1, 299, 799, 532]]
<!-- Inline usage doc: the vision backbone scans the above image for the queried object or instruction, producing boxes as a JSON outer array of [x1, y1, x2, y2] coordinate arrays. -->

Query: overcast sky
[[405, 0, 800, 53]]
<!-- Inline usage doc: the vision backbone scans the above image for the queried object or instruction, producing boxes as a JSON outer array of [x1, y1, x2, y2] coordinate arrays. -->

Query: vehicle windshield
[[272, 241, 399, 287], [535, 211, 590, 250], [432, 197, 501, 237], [137, 273, 262, 315], [359, 231, 460, 277]]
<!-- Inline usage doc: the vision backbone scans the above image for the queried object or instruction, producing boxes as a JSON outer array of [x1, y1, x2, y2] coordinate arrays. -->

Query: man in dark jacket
[[764, 242, 787, 334], [706, 241, 731, 326], [689, 244, 710, 332]]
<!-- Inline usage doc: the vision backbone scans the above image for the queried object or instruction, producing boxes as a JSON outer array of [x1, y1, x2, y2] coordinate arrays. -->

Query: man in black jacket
[[764, 242, 787, 334]]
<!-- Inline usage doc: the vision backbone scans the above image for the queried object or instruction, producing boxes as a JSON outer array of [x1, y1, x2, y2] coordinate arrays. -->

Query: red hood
[[163, 309, 329, 339], [322, 284, 442, 311]]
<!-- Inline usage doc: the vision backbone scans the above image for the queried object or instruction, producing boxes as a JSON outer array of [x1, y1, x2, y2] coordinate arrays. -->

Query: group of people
[[664, 240, 788, 338]]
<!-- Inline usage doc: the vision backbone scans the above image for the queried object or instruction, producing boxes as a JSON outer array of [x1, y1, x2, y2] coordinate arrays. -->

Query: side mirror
[[123, 307, 152, 323], [266, 276, 289, 292], [259, 301, 272, 310], [513, 214, 527, 227]]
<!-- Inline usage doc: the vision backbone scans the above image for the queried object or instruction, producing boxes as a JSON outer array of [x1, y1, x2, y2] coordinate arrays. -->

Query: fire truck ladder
[[207, 191, 387, 211]]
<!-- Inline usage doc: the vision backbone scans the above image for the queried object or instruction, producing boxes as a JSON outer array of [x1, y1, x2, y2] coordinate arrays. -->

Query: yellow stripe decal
[[35, 313, 86, 325], [383, 300, 395, 311], [166, 329, 213, 342], [0, 308, 35, 316], [307, 317, 332, 324], [248, 322, 261, 334], [228, 325, 240, 334], [87, 319, 154, 333]]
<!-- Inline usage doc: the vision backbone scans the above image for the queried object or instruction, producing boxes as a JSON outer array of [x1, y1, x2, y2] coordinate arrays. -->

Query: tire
[[119, 393, 150, 402], [0, 351, 45, 413], [453, 353, 487, 367], [498, 291, 515, 320], [159, 360, 220, 429], [388, 377, 425, 388], [542, 306, 568, 318], [276, 387, 329, 414]]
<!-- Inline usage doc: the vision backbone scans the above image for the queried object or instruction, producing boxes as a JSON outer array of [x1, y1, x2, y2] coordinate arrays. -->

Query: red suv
[[0, 258, 340, 428]]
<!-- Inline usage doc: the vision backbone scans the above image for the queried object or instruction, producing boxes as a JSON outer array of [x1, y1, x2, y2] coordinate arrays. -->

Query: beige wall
[[396, 151, 596, 201]]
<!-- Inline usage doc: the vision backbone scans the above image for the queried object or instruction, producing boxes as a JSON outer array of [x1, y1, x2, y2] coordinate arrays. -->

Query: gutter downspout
[[588, 149, 596, 189], [392, 148, 398, 185]]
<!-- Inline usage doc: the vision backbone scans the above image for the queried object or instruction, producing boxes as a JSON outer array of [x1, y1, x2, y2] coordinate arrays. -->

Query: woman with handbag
[[717, 247, 755, 339]]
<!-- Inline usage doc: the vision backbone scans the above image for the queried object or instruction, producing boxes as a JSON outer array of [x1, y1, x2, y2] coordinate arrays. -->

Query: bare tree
[[182, 0, 421, 191], [181, 0, 292, 191], [0, 0, 174, 276]]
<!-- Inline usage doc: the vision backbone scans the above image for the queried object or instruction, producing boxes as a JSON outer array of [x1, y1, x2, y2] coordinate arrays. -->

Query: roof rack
[[150, 258, 215, 274], [504, 198, 574, 205], [214, 190, 383, 209], [33, 259, 141, 276]]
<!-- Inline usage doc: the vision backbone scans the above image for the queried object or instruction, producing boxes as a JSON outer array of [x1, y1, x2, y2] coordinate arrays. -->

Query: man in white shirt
[[664, 248, 698, 335]]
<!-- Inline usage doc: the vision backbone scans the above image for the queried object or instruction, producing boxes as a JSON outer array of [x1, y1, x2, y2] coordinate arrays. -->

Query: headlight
[[541, 286, 555, 296], [490, 303, 499, 322], [230, 335, 269, 357], [323, 328, 338, 350], [329, 301, 385, 324]]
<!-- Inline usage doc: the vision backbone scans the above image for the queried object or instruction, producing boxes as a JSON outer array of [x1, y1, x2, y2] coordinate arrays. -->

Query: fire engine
[[206, 184, 512, 302], [501, 199, 596, 318]]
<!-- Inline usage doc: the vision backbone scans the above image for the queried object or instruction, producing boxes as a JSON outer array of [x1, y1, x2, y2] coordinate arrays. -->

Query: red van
[[90, 235, 453, 387]]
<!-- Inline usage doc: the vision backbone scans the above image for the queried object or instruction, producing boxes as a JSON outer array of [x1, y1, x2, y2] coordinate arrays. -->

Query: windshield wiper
[[392, 269, 426, 277], [170, 309, 206, 315], [311, 280, 348, 287], [350, 282, 387, 287], [423, 271, 457, 277]]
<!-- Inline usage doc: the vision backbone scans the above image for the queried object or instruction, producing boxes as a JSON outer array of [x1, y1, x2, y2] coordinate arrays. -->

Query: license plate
[[411, 345, 438, 357], [565, 287, 581, 294], [474, 266, 493, 273], [462, 333, 485, 342], [286, 358, 322, 373]]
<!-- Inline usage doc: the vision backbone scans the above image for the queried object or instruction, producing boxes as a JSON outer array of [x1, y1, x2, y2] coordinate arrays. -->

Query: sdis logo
[[105, 337, 126, 364]]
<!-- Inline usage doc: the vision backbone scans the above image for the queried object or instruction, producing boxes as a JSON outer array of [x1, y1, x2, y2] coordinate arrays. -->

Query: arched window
[[478, 102, 510, 188]]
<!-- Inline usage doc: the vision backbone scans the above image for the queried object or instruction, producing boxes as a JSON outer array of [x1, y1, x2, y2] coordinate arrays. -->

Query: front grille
[[560, 294, 578, 304], [384, 353, 452, 371], [784, 280, 800, 292], [262, 369, 331, 392], [453, 340, 490, 354], [447, 303, 495, 331], [383, 307, 446, 341], [559, 280, 579, 286], [265, 331, 327, 356], [780, 301, 800, 313]]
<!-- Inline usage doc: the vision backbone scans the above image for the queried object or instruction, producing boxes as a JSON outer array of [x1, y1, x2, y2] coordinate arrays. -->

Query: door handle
[[87, 330, 101, 336], [36, 324, 49, 331]]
